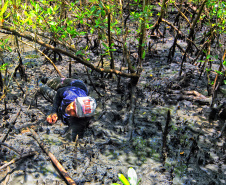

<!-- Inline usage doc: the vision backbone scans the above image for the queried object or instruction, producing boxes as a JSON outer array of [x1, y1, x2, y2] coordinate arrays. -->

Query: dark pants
[[39, 84, 56, 103]]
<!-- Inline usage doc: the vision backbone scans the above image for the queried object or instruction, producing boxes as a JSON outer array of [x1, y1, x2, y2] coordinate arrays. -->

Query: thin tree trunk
[[108, 12, 115, 77], [180, 0, 207, 76], [151, 0, 167, 35]]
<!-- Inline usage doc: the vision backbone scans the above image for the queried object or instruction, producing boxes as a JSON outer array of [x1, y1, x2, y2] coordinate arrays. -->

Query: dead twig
[[1, 107, 22, 143], [28, 128, 77, 185], [1, 94, 26, 143], [186, 137, 198, 165], [0, 152, 37, 171]]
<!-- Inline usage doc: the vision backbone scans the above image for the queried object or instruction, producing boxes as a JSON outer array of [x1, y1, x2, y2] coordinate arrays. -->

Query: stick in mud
[[28, 127, 77, 185], [1, 94, 27, 144], [162, 109, 171, 165], [1, 107, 22, 144]]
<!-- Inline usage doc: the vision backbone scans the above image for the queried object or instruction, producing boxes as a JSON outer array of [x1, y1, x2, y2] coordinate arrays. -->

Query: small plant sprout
[[112, 167, 139, 185]]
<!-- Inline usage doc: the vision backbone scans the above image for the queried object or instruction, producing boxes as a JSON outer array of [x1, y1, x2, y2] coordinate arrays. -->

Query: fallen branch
[[168, 90, 212, 105], [161, 18, 184, 37], [0, 152, 36, 171], [28, 128, 76, 185], [1, 107, 22, 143]]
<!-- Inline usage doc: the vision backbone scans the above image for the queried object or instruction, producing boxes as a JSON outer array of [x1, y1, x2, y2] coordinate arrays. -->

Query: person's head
[[65, 101, 77, 117], [65, 96, 97, 118]]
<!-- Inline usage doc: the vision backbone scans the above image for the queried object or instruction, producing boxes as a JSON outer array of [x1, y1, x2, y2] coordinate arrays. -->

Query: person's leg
[[68, 117, 90, 140], [46, 77, 62, 91], [39, 84, 57, 103]]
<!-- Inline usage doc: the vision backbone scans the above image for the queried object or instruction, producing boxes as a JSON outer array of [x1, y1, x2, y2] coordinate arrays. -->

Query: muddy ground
[[0, 37, 225, 185], [0, 7, 226, 185]]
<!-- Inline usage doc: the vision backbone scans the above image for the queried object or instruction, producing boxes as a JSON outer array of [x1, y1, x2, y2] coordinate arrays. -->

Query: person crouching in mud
[[39, 77, 97, 138]]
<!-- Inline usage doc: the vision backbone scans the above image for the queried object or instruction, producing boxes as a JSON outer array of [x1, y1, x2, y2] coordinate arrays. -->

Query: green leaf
[[91, 5, 96, 12], [101, 9, 106, 17], [118, 174, 130, 185], [206, 68, 211, 72], [29, 10, 36, 18], [206, 55, 211, 59], [223, 60, 226, 66], [90, 28, 94, 34], [35, 4, 40, 13], [47, 7, 52, 15], [0, 0, 8, 16], [49, 21, 57, 26], [0, 63, 8, 71], [102, 43, 108, 49], [142, 50, 146, 59], [215, 70, 223, 75], [128, 167, 137, 185], [30, 0, 36, 7], [75, 50, 82, 55]]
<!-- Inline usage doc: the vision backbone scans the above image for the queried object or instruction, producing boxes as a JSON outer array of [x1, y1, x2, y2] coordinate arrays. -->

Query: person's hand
[[47, 113, 58, 124]]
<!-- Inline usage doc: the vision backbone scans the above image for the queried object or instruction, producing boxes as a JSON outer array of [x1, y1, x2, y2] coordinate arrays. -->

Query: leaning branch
[[0, 26, 140, 79], [1, 107, 22, 143], [28, 127, 77, 185]]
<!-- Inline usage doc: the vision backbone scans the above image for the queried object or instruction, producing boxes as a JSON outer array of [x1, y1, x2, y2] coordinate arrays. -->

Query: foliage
[[0, 0, 225, 81], [0, 0, 157, 80], [0, 63, 8, 71], [0, 38, 11, 52], [112, 167, 140, 185]]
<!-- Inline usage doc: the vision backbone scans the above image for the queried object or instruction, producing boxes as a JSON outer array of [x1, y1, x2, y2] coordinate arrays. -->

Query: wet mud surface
[[0, 41, 225, 185]]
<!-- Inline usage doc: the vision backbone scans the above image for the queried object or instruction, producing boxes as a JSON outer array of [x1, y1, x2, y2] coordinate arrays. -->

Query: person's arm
[[47, 88, 63, 124]]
